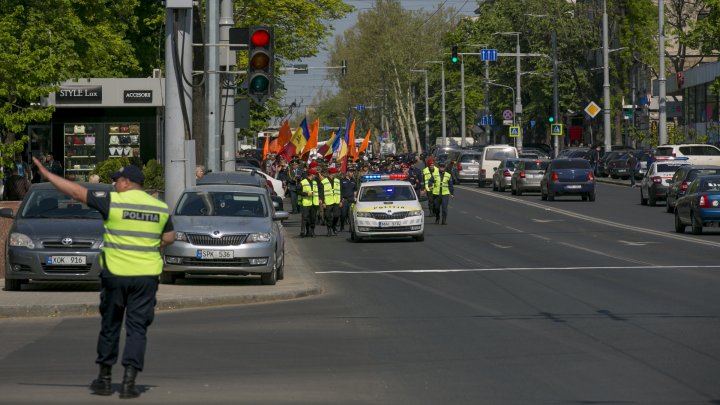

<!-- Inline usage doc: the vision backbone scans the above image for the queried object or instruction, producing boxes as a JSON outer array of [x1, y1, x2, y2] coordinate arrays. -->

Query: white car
[[478, 145, 518, 187], [350, 174, 425, 242], [655, 144, 720, 166], [236, 167, 285, 198]]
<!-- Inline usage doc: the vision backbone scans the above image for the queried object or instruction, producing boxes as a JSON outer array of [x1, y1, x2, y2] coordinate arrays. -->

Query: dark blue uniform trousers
[[96, 272, 158, 371]]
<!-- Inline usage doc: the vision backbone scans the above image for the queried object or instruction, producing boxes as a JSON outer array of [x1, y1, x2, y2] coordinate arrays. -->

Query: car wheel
[[691, 212, 703, 235], [547, 189, 555, 201], [611, 175, 618, 179], [674, 210, 686, 233], [4, 278, 22, 291], [159, 271, 177, 285], [640, 189, 647, 205], [582, 193, 588, 201], [516, 188, 523, 196], [414, 234, 425, 242], [511, 184, 517, 195], [261, 253, 278, 285], [277, 249, 285, 280], [541, 187, 547, 201], [648, 193, 656, 207], [588, 191, 596, 202]]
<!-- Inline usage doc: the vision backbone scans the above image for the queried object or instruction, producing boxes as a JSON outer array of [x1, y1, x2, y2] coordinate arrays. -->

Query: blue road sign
[[321, 126, 330, 131], [356, 104, 365, 112], [480, 49, 497, 61], [551, 124, 563, 136], [480, 115, 495, 126], [509, 126, 520, 137]]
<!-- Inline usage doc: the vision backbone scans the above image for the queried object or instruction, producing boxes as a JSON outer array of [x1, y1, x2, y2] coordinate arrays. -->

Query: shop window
[[108, 123, 141, 159], [64, 123, 99, 182]]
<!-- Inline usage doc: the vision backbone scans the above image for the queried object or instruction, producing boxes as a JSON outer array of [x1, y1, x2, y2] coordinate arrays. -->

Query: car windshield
[[460, 154, 480, 163], [359, 185, 416, 202], [175, 191, 267, 217], [567, 149, 589, 158], [524, 161, 549, 170], [657, 164, 684, 173], [552, 160, 591, 169], [655, 147, 673, 157], [486, 148, 515, 160], [687, 169, 720, 182], [21, 189, 103, 219], [700, 178, 720, 192]]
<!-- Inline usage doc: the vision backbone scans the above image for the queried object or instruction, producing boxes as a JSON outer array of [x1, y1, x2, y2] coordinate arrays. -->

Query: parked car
[[492, 158, 522, 192], [198, 170, 284, 211], [518, 147, 551, 160], [674, 175, 720, 234], [455, 151, 482, 183], [1, 183, 111, 291], [478, 145, 518, 187], [665, 165, 720, 213], [162, 184, 288, 285], [639, 161, 688, 206], [235, 157, 262, 169], [235, 167, 285, 199], [556, 147, 591, 160], [655, 144, 720, 166], [511, 159, 550, 195], [607, 152, 634, 179], [522, 143, 552, 156], [541, 158, 596, 201], [597, 150, 627, 177]]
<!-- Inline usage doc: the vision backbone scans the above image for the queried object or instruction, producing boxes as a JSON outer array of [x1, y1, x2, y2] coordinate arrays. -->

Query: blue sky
[[280, 0, 478, 113]]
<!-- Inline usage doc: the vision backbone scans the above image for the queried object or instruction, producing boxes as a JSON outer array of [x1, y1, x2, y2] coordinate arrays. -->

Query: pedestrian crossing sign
[[509, 126, 520, 137], [551, 124, 563, 136]]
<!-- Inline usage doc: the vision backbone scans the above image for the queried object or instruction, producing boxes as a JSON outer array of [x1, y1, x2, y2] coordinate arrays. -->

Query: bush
[[142, 159, 164, 190], [91, 158, 130, 184]]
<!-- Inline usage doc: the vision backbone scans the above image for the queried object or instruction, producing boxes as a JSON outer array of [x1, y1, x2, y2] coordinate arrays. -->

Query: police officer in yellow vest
[[422, 159, 440, 217], [300, 168, 321, 237], [432, 163, 455, 224], [321, 167, 342, 236], [32, 158, 174, 399]]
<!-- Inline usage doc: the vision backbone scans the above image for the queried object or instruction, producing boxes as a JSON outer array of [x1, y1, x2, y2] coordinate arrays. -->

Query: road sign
[[481, 115, 495, 126], [551, 124, 563, 136], [356, 104, 365, 112], [480, 49, 497, 61], [503, 119, 513, 126], [293, 64, 309, 74], [509, 126, 521, 138], [502, 109, 513, 120], [584, 101, 601, 118]]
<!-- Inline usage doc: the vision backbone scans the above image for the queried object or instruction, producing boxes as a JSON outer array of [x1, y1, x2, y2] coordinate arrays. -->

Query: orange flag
[[269, 138, 278, 154], [357, 129, 371, 155], [275, 120, 292, 153], [347, 119, 357, 161], [302, 118, 320, 154], [262, 135, 270, 160]]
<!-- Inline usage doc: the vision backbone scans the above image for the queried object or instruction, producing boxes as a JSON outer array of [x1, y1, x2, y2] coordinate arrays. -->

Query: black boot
[[310, 227, 315, 238], [435, 216, 440, 224], [119, 366, 140, 399], [90, 364, 112, 396], [327, 227, 332, 237]]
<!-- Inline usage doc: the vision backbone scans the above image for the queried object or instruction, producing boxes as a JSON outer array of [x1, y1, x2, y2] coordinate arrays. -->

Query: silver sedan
[[162, 185, 288, 285]]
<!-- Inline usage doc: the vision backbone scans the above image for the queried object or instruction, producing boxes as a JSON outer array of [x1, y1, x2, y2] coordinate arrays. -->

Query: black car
[[665, 165, 720, 213]]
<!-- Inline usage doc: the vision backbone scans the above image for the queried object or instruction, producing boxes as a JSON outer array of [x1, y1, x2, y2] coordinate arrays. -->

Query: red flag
[[275, 120, 292, 153], [262, 135, 269, 160], [279, 127, 307, 161]]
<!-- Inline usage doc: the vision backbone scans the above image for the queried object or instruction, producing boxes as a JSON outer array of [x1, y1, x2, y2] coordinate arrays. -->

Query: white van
[[478, 145, 518, 187], [655, 144, 720, 166]]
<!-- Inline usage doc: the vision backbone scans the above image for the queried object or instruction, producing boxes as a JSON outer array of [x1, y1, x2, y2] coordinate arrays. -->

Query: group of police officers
[[285, 155, 455, 237]]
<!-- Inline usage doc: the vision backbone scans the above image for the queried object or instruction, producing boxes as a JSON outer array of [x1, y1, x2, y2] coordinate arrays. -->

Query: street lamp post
[[485, 80, 516, 141], [602, 0, 612, 152], [425, 61, 447, 145], [411, 69, 430, 152], [658, 0, 667, 145], [493, 32, 522, 150]]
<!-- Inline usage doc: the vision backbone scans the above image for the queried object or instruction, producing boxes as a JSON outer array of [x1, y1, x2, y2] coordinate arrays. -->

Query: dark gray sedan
[[162, 184, 288, 285], [1, 183, 111, 291]]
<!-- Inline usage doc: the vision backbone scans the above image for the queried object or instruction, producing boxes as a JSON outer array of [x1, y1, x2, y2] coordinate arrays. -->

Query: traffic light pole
[[658, 0, 667, 145], [220, 0, 236, 172], [460, 53, 466, 148], [205, 0, 220, 173], [602, 0, 612, 153]]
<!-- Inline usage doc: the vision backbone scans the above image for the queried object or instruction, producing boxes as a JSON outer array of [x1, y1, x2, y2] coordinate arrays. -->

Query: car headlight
[[407, 210, 423, 217], [9, 233, 35, 249], [356, 212, 373, 218], [175, 231, 188, 242], [246, 233, 271, 243]]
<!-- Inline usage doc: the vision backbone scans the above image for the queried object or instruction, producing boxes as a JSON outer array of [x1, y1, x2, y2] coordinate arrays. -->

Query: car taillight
[[503, 170, 512, 177], [458, 163, 462, 171], [551, 171, 559, 182], [519, 171, 526, 178], [587, 171, 594, 181], [681, 181, 688, 192], [699, 194, 710, 208], [651, 176, 662, 184]]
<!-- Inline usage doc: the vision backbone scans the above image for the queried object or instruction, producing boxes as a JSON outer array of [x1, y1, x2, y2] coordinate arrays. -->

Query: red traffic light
[[251, 30, 270, 47]]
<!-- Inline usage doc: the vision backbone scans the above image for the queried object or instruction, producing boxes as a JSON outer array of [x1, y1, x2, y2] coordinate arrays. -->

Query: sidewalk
[[0, 219, 321, 319]]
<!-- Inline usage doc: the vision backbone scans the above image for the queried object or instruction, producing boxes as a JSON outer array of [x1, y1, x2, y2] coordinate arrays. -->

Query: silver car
[[1, 183, 111, 291], [162, 185, 288, 285], [511, 159, 550, 195], [455, 151, 481, 183], [492, 158, 521, 192]]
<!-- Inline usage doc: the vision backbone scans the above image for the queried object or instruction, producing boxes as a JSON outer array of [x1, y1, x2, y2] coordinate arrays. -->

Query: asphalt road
[[1, 182, 719, 404]]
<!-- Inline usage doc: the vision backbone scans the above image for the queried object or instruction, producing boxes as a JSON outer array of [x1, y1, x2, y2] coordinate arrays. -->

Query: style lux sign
[[124, 90, 153, 103], [56, 86, 103, 104]]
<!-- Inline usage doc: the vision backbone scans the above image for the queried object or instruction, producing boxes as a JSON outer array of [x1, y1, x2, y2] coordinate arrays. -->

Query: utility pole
[[658, 0, 667, 145], [602, 0, 612, 152], [164, 3, 193, 210], [219, 0, 236, 171], [204, 0, 220, 173], [552, 29, 559, 157], [460, 53, 466, 147]]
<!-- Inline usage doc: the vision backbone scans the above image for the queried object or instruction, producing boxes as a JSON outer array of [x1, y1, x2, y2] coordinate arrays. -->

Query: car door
[[677, 180, 698, 222]]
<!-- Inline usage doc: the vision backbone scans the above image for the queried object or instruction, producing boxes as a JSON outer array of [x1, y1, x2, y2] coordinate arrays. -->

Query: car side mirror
[[0, 208, 14, 218], [493, 167, 498, 172], [273, 211, 289, 221], [272, 200, 280, 209]]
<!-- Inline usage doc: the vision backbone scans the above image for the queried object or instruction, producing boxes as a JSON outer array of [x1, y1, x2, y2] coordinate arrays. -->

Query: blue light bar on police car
[[361, 174, 409, 182]]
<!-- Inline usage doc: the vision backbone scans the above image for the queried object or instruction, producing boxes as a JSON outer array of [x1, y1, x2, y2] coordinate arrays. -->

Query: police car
[[349, 174, 425, 242]]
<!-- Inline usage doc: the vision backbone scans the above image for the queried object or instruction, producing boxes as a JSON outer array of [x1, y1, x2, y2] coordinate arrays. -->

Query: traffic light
[[451, 46, 458, 63], [547, 104, 555, 123], [247, 26, 274, 104], [341, 59, 347, 76], [548, 116, 555, 123]]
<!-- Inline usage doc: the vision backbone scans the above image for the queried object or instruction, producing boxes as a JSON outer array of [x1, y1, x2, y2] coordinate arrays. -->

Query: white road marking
[[316, 265, 720, 274], [456, 185, 720, 248], [557, 242, 651, 265], [505, 226, 522, 232], [529, 234, 551, 241], [532, 219, 564, 223], [618, 240, 659, 246], [460, 210, 468, 214], [491, 243, 512, 249]]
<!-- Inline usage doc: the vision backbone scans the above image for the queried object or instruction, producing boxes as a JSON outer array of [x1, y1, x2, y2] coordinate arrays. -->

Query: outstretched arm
[[32, 157, 88, 203]]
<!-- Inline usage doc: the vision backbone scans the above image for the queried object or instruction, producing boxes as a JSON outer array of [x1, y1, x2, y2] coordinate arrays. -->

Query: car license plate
[[617, 169, 627, 173], [46, 256, 86, 265], [378, 221, 394, 228], [566, 185, 581, 189], [196, 250, 233, 259]]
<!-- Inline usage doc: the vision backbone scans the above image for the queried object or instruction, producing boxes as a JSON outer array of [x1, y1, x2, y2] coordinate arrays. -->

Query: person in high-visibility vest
[[32, 159, 174, 399], [321, 167, 342, 236], [300, 168, 321, 237], [433, 163, 455, 225], [422, 159, 440, 217]]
